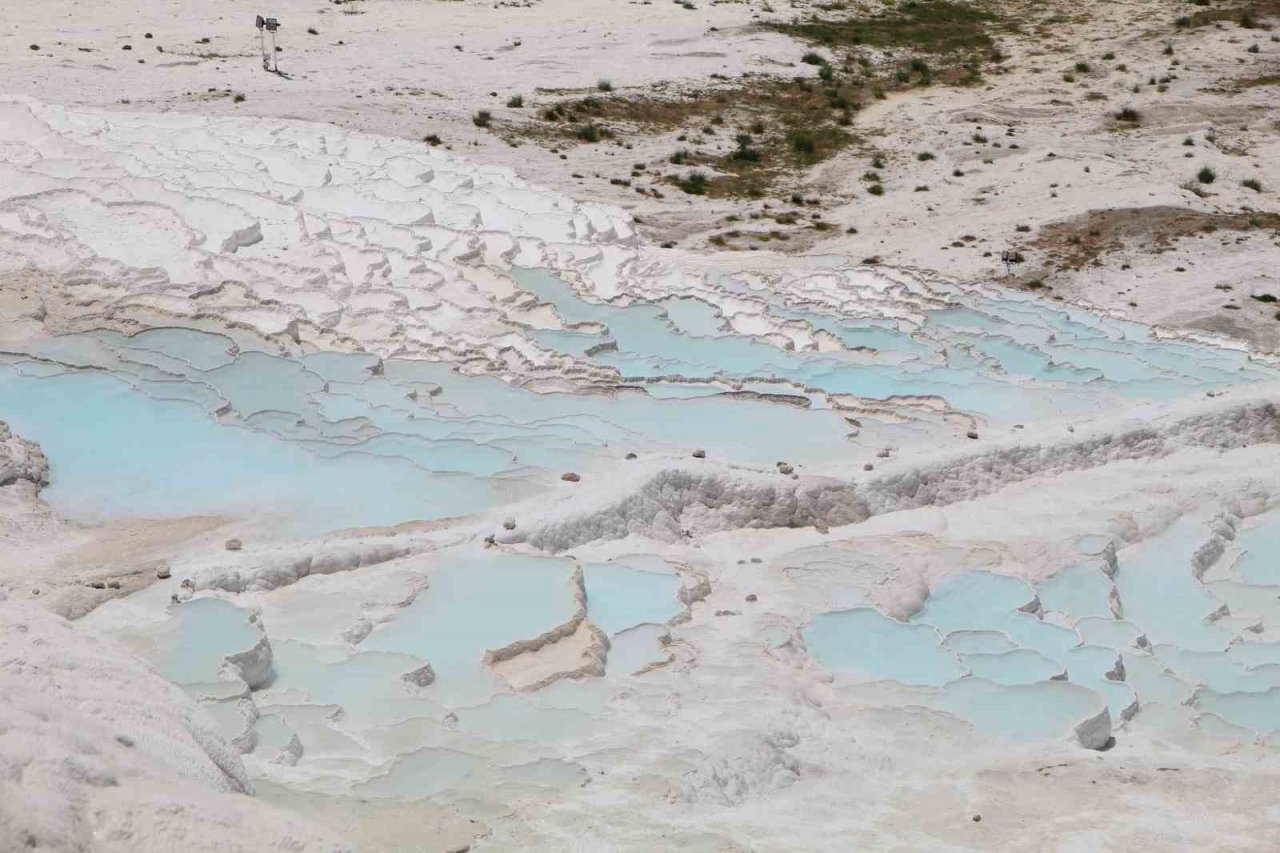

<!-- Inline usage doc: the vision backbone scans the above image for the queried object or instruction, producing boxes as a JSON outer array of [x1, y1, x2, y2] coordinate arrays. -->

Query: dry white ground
[[3, 0, 1277, 347]]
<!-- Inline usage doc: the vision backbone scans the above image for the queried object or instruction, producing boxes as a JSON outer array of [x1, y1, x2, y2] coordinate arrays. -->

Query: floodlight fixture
[[255, 14, 281, 72]]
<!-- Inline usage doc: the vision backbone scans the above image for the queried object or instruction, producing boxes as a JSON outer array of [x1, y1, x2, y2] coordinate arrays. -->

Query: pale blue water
[[804, 511, 1280, 740], [582, 560, 682, 636], [361, 553, 580, 706], [803, 607, 964, 686], [1230, 512, 1280, 585]]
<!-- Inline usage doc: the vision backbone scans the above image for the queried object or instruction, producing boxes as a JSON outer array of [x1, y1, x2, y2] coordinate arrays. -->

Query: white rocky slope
[[0, 586, 353, 852]]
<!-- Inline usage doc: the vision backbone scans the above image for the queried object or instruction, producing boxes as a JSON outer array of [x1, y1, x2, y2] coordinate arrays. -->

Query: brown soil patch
[[1027, 206, 1280, 271]]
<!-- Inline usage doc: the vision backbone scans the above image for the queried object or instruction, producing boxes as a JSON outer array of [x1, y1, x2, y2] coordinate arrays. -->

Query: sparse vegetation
[[507, 94, 524, 108], [473, 110, 492, 128], [1115, 107, 1141, 123], [1197, 165, 1217, 184], [1243, 178, 1263, 192], [676, 171, 708, 195]]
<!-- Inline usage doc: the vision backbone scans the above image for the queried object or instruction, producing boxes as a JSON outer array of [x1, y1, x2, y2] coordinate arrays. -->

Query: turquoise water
[[3, 259, 1278, 536], [1230, 512, 1280, 585], [804, 512, 1280, 740], [582, 559, 682, 636], [803, 607, 964, 686]]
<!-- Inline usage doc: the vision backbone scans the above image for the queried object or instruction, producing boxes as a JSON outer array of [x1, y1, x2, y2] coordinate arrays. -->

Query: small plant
[[1197, 165, 1217, 184], [973, 132, 988, 143], [801, 51, 826, 66], [1252, 293, 1277, 303], [1243, 178, 1263, 192], [733, 133, 760, 162], [917, 151, 936, 161], [1248, 44, 1260, 54], [669, 149, 691, 165], [597, 79, 613, 92], [306, 26, 319, 35], [473, 110, 492, 128], [871, 155, 885, 169], [1062, 72, 1076, 83], [1102, 51, 1115, 61], [1240, 10, 1257, 28], [1115, 106, 1141, 123], [575, 123, 605, 142], [867, 184, 885, 196], [677, 172, 708, 195], [818, 64, 835, 82], [233, 93, 246, 103], [1183, 136, 1195, 146], [791, 132, 816, 156], [507, 94, 524, 108], [423, 133, 442, 145], [1075, 61, 1091, 73]]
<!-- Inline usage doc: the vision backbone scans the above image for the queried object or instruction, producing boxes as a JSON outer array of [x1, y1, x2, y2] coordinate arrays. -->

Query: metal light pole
[[255, 15, 280, 73]]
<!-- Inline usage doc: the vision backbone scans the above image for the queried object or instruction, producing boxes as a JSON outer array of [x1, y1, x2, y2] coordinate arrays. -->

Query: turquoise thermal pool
[[802, 512, 1280, 742]]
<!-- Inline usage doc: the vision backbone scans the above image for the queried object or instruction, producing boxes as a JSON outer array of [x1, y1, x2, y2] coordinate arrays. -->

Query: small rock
[[692, 449, 706, 459], [89, 581, 106, 590], [401, 663, 436, 688], [972, 814, 982, 823], [749, 558, 761, 564], [155, 565, 171, 580], [144, 32, 153, 38], [446, 845, 471, 853], [745, 594, 758, 603], [778, 464, 794, 475], [561, 472, 581, 482], [107, 581, 121, 589], [483, 534, 496, 548], [502, 517, 516, 530], [966, 431, 979, 440], [876, 448, 891, 458], [625, 452, 638, 460], [115, 734, 135, 748], [225, 538, 242, 551], [714, 609, 740, 617], [863, 463, 874, 471]]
